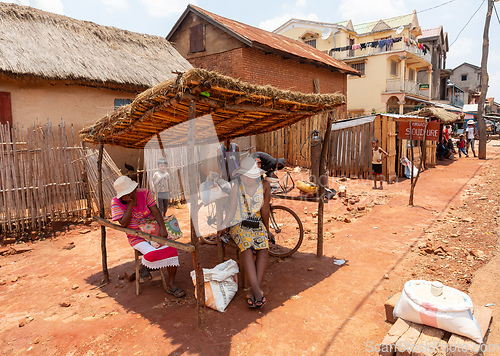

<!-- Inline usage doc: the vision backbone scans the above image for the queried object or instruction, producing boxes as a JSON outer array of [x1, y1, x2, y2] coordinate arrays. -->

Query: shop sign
[[398, 121, 440, 141], [419, 84, 429, 90]]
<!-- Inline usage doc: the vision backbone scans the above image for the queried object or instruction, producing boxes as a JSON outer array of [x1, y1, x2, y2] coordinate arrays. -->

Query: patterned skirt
[[230, 220, 268, 252]]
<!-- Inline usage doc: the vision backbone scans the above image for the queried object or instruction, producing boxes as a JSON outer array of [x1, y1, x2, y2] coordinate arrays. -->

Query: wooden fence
[[256, 112, 331, 168], [0, 121, 91, 236]]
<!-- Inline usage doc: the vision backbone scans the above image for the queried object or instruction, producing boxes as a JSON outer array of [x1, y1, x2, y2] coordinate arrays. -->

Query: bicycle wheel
[[196, 201, 219, 245], [268, 205, 304, 257]]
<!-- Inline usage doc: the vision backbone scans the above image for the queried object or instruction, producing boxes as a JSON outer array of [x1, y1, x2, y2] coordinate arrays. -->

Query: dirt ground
[[1, 141, 500, 356]]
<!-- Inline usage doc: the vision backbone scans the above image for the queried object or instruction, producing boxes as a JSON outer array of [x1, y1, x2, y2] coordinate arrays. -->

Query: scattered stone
[[311, 212, 318, 218], [65, 242, 75, 250], [471, 250, 486, 258], [60, 301, 71, 307], [79, 229, 91, 234], [346, 206, 353, 212], [71, 284, 79, 290], [383, 274, 389, 279], [33, 338, 39, 344], [0, 280, 5, 285], [18, 316, 34, 327], [307, 267, 314, 271], [0, 246, 11, 255], [357, 206, 365, 211], [95, 293, 108, 299], [344, 217, 351, 223], [12, 245, 34, 254], [11, 277, 18, 283]]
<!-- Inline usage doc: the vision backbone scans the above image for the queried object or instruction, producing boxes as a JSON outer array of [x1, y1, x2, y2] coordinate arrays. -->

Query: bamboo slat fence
[[0, 121, 88, 236], [0, 121, 121, 237]]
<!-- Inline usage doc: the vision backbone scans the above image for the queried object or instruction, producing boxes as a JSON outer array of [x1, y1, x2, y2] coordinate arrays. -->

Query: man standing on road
[[465, 120, 477, 157]]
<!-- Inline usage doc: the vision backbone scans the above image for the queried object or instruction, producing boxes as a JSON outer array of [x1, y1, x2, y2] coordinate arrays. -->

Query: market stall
[[80, 68, 346, 327]]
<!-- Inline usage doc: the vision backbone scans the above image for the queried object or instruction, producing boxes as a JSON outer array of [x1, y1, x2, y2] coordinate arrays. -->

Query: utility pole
[[477, 0, 494, 159]]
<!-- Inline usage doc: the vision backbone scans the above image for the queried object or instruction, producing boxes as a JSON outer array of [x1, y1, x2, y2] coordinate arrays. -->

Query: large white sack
[[393, 280, 483, 343], [190, 259, 239, 312]]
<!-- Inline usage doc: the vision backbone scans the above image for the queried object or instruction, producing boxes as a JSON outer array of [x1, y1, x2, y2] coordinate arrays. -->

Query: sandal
[[254, 296, 267, 309], [166, 286, 186, 298], [140, 267, 152, 281], [247, 297, 256, 308]]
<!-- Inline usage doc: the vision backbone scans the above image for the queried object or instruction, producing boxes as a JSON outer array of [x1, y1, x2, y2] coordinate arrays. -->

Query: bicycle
[[197, 170, 304, 258]]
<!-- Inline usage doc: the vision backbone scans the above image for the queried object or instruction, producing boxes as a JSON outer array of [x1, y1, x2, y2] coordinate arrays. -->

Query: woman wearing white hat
[[111, 176, 185, 298], [221, 156, 272, 309]]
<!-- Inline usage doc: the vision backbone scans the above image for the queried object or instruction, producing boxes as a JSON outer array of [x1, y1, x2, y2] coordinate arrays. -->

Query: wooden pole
[[477, 0, 494, 159], [317, 112, 334, 257], [409, 122, 427, 206], [98, 140, 110, 285], [187, 100, 205, 329]]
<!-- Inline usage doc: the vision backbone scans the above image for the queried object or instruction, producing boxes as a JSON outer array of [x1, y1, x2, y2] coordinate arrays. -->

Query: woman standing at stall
[[221, 157, 272, 308]]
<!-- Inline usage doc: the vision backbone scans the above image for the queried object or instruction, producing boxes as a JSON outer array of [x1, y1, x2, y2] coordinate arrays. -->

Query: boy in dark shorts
[[372, 138, 388, 189]]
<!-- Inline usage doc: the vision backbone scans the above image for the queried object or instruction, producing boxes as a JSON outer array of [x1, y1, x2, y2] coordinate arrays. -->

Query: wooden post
[[187, 100, 205, 329], [98, 140, 109, 284], [409, 122, 427, 206], [317, 112, 334, 257], [81, 142, 93, 218]]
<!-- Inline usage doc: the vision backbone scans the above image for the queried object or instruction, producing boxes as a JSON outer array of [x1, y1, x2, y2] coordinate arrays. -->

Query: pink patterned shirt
[[111, 189, 156, 246]]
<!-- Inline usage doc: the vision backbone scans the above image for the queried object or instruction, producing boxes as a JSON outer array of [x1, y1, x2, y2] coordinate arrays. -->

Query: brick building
[[167, 5, 357, 94], [167, 5, 358, 165]]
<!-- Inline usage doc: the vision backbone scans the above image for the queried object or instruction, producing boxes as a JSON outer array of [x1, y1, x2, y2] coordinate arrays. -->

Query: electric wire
[[450, 0, 486, 47], [494, 2, 500, 25]]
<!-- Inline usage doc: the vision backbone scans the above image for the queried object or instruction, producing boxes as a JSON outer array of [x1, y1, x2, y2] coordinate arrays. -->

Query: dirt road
[[1, 142, 499, 355]]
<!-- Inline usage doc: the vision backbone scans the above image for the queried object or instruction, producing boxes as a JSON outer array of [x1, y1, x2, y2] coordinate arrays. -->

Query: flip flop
[[254, 296, 267, 309], [166, 287, 186, 298], [247, 298, 256, 308]]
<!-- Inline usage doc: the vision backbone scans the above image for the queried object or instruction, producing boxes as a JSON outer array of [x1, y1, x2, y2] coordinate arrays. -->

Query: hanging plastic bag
[[400, 156, 419, 179], [393, 280, 483, 343], [199, 173, 231, 206], [190, 259, 239, 312]]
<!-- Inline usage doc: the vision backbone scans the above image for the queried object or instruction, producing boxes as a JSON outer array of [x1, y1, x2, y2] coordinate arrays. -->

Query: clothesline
[[329, 36, 428, 55]]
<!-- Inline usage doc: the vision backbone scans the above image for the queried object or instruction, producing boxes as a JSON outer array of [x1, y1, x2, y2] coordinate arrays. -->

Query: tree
[[477, 0, 494, 159]]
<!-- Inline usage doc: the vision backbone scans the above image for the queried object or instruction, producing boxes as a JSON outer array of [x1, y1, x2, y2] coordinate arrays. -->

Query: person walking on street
[[465, 120, 477, 157]]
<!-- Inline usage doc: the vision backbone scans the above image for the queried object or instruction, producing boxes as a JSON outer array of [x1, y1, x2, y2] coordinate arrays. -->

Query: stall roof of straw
[[79, 68, 346, 148], [0, 2, 192, 90], [406, 107, 459, 124]]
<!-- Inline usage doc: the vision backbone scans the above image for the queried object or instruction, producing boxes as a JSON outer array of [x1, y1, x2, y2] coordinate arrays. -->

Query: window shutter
[[190, 24, 205, 53]]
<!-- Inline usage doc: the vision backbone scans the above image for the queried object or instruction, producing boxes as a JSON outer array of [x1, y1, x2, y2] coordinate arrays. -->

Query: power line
[[417, 0, 457, 14], [450, 0, 486, 47], [494, 2, 500, 25]]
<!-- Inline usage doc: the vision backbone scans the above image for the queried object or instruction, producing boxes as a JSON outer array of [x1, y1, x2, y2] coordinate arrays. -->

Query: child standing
[[153, 158, 170, 216], [457, 134, 469, 157], [372, 138, 388, 189]]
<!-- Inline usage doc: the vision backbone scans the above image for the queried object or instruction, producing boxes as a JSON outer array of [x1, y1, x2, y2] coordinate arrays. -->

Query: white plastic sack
[[190, 259, 239, 312], [393, 280, 483, 343], [400, 156, 419, 179]]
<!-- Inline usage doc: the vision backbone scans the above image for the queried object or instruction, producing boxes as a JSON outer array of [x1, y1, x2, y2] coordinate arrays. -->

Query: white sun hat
[[114, 175, 138, 199], [233, 156, 265, 179]]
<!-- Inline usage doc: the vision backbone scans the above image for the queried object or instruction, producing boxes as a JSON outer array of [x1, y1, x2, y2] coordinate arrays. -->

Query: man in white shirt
[[465, 120, 477, 157]]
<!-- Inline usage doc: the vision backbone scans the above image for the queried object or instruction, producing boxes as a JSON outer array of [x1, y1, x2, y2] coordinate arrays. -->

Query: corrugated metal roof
[[189, 5, 358, 75], [418, 28, 440, 39], [336, 13, 414, 34]]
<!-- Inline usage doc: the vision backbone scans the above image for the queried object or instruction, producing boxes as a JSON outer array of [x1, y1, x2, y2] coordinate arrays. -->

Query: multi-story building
[[450, 63, 482, 104], [275, 12, 448, 117]]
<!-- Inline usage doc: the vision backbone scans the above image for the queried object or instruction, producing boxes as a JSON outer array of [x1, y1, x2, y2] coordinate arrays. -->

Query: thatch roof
[[80, 68, 346, 148], [0, 3, 192, 89], [406, 107, 459, 124]]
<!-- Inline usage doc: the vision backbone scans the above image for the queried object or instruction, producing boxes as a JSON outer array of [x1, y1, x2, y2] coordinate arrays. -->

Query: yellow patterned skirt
[[230, 215, 268, 252]]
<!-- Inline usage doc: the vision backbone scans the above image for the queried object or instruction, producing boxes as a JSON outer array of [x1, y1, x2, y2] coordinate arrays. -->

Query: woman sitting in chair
[[111, 176, 185, 298], [220, 157, 272, 309]]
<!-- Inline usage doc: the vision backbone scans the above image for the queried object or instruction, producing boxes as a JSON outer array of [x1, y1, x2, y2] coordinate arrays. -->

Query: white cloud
[[488, 69, 500, 100], [140, 0, 196, 18], [260, 13, 319, 32], [101, 0, 128, 10], [338, 0, 406, 23]]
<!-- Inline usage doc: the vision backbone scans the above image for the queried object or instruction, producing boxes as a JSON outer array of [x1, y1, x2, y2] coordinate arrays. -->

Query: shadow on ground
[[86, 242, 346, 355]]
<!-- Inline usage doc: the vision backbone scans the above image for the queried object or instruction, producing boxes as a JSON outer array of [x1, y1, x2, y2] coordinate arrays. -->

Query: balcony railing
[[331, 37, 431, 63], [386, 78, 430, 98]]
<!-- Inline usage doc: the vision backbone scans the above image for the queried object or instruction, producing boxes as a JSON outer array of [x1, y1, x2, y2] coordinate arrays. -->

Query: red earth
[[1, 141, 500, 355]]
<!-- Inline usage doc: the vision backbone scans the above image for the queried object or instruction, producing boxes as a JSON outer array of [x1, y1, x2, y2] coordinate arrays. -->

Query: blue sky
[[8, 0, 500, 101]]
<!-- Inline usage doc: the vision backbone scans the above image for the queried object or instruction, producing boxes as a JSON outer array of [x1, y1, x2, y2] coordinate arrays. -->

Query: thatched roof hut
[[0, 2, 192, 90], [406, 107, 459, 124], [80, 68, 346, 148]]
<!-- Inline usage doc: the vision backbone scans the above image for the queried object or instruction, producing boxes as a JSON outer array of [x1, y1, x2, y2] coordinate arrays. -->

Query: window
[[114, 99, 132, 110], [390, 60, 398, 76], [190, 24, 205, 53], [350, 62, 365, 75], [305, 39, 317, 48], [409, 68, 415, 81], [461, 74, 467, 81]]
